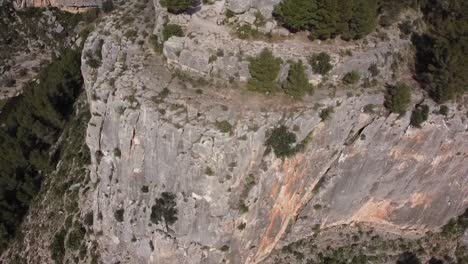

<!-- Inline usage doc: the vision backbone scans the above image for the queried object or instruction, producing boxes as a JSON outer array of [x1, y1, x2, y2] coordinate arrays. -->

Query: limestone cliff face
[[80, 1, 468, 264]]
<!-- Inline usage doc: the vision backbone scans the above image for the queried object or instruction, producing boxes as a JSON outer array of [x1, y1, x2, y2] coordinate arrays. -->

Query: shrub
[[397, 252, 421, 264], [141, 185, 149, 193], [320, 106, 334, 121], [309, 52, 333, 75], [248, 48, 282, 93], [215, 120, 233, 134], [384, 83, 412, 115], [50, 229, 66, 264], [101, 0, 114, 13], [163, 24, 184, 41], [438, 105, 449, 116], [368, 63, 379, 77], [238, 200, 249, 213], [160, 0, 197, 14], [114, 209, 124, 222], [150, 192, 178, 228], [410, 104, 429, 128], [282, 60, 312, 98], [265, 125, 298, 158], [2, 76, 16, 87], [66, 223, 86, 250], [205, 166, 214, 176], [113, 147, 121, 157], [342, 71, 360, 84]]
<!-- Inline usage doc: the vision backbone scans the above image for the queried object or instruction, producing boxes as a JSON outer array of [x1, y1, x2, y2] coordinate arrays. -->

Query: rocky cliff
[[1, 0, 467, 263], [79, 1, 467, 263]]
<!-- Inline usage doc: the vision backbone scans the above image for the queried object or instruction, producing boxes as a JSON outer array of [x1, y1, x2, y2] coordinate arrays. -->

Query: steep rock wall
[[80, 2, 468, 263]]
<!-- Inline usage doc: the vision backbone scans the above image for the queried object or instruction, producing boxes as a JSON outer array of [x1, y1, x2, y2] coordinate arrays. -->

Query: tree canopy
[[0, 48, 83, 252], [274, 0, 379, 40], [160, 0, 198, 14]]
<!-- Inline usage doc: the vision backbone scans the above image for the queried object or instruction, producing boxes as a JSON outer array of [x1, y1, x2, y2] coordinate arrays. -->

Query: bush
[[309, 52, 333, 75], [163, 24, 184, 41], [50, 229, 66, 264], [101, 0, 114, 13], [320, 106, 334, 121], [114, 209, 124, 222], [150, 192, 178, 228], [282, 61, 312, 98], [438, 105, 449, 116], [410, 104, 429, 128], [397, 252, 421, 264], [248, 49, 282, 93], [342, 71, 360, 84], [368, 63, 379, 77], [160, 0, 197, 14], [66, 223, 86, 250], [215, 120, 232, 134], [265, 125, 298, 158], [384, 83, 412, 115]]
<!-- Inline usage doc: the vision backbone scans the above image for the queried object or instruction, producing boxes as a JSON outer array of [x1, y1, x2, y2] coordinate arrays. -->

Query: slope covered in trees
[[274, 0, 379, 40], [0, 48, 83, 252], [413, 0, 468, 102], [274, 0, 420, 40]]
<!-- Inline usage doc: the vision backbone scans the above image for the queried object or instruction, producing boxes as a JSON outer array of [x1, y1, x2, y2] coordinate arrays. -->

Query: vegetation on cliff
[[413, 0, 468, 102], [0, 48, 83, 252], [160, 0, 198, 14], [248, 49, 282, 93], [274, 0, 378, 40]]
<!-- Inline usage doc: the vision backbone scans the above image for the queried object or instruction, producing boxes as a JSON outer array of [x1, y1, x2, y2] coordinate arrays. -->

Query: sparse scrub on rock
[[248, 48, 282, 93], [282, 60, 312, 98], [384, 83, 412, 115]]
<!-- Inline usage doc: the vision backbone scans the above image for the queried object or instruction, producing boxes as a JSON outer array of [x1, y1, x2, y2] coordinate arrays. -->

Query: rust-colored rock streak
[[250, 155, 320, 263]]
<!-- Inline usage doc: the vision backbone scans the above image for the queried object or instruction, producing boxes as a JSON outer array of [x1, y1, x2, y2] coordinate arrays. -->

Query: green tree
[[273, 0, 318, 32], [160, 0, 198, 14], [348, 0, 378, 39], [309, 52, 333, 75], [282, 61, 311, 98], [384, 83, 412, 115], [248, 49, 282, 93], [410, 104, 429, 128]]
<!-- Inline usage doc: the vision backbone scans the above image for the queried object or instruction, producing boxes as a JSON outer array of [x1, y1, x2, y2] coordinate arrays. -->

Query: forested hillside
[[273, 0, 467, 102], [0, 48, 83, 251], [414, 0, 468, 102], [273, 0, 419, 40]]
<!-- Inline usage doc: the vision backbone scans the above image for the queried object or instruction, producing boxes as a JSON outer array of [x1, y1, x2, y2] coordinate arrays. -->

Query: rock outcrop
[[78, 1, 468, 263]]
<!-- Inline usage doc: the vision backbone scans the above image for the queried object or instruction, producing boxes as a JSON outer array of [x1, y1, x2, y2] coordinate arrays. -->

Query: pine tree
[[283, 61, 312, 98], [273, 0, 319, 32]]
